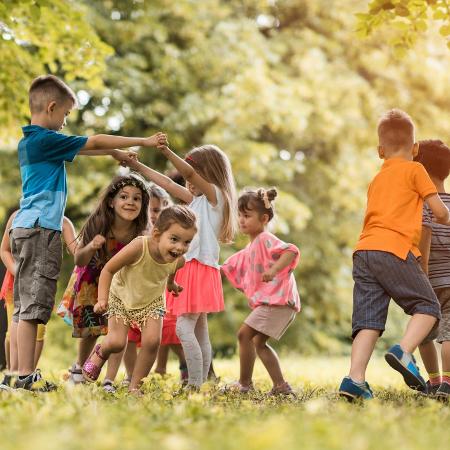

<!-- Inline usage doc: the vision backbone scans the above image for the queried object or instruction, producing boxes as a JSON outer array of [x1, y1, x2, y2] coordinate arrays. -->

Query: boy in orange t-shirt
[[339, 109, 450, 401]]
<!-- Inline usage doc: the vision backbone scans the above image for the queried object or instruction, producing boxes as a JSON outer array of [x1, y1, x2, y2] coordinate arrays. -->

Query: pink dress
[[221, 231, 301, 312]]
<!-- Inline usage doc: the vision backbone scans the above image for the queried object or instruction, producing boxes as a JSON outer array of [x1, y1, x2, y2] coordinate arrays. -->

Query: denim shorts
[[352, 250, 441, 338], [10, 227, 62, 324]]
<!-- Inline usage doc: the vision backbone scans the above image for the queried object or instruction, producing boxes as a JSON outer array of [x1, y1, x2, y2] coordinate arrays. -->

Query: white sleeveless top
[[185, 185, 224, 269]]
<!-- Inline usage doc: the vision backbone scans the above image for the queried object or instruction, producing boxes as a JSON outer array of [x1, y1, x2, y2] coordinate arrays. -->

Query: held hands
[[167, 281, 183, 297], [94, 298, 108, 314], [112, 149, 138, 165], [90, 234, 106, 251], [262, 268, 277, 282], [142, 132, 168, 148]]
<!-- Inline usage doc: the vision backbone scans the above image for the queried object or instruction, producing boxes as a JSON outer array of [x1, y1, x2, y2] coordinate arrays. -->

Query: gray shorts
[[352, 250, 441, 338], [10, 227, 62, 324], [423, 287, 450, 344]]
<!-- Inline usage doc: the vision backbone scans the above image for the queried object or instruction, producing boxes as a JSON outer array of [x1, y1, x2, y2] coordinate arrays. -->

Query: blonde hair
[[186, 145, 237, 243], [378, 109, 415, 152]]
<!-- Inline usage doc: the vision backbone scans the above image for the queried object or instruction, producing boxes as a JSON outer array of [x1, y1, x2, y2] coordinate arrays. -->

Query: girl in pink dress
[[127, 144, 237, 389], [221, 188, 300, 395]]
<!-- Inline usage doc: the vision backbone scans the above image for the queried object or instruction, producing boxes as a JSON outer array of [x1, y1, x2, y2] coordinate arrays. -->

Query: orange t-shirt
[[355, 158, 437, 260]]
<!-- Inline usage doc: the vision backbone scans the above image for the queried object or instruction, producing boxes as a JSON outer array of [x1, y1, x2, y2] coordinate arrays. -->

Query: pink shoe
[[82, 344, 107, 382]]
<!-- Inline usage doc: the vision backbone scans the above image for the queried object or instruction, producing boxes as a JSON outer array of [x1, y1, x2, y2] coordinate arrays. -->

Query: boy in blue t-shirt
[[11, 75, 167, 391]]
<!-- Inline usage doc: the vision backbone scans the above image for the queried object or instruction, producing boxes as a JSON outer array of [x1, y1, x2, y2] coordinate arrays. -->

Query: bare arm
[[128, 159, 192, 204], [81, 133, 167, 151], [425, 194, 450, 225], [62, 216, 78, 255], [74, 235, 106, 267], [158, 145, 217, 205], [262, 250, 298, 282], [94, 238, 143, 313], [167, 257, 185, 296], [418, 226, 432, 275], [0, 212, 17, 275]]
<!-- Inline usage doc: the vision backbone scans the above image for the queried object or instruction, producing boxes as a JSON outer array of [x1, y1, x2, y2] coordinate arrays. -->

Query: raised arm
[[158, 145, 217, 205], [127, 159, 192, 204], [81, 132, 167, 151], [0, 212, 17, 275], [94, 237, 143, 313], [62, 216, 78, 255], [425, 194, 450, 225]]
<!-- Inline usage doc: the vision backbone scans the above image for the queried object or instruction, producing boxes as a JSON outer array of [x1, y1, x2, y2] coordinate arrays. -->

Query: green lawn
[[1, 354, 449, 450]]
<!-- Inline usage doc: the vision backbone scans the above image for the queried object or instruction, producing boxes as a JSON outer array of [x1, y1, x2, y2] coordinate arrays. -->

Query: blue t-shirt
[[12, 125, 88, 231]]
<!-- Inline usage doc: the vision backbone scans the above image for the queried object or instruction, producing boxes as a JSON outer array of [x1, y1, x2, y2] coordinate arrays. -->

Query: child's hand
[[262, 268, 277, 282], [168, 281, 183, 297], [94, 299, 108, 314], [112, 149, 138, 165], [90, 234, 106, 250], [142, 132, 168, 148]]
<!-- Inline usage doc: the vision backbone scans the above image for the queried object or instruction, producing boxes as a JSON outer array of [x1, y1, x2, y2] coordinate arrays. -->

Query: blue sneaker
[[385, 344, 426, 391], [338, 376, 373, 401]]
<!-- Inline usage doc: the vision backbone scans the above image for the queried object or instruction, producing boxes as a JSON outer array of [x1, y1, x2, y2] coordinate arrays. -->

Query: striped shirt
[[423, 193, 450, 289]]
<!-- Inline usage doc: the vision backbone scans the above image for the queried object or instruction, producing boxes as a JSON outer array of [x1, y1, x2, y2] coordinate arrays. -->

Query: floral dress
[[57, 238, 126, 338]]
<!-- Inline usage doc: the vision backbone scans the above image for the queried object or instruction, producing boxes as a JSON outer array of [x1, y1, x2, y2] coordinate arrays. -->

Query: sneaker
[[339, 376, 373, 401], [121, 378, 131, 388], [0, 373, 16, 388], [435, 381, 450, 401], [425, 380, 440, 397], [268, 381, 296, 397], [385, 344, 426, 391], [68, 364, 85, 384], [102, 379, 116, 394], [14, 370, 57, 392]]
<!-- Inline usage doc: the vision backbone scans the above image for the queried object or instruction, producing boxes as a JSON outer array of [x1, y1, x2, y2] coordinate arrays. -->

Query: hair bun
[[266, 188, 277, 202]]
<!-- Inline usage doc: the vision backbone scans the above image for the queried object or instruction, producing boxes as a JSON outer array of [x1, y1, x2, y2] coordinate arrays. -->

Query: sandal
[[220, 381, 254, 394], [82, 344, 107, 382], [267, 381, 296, 397]]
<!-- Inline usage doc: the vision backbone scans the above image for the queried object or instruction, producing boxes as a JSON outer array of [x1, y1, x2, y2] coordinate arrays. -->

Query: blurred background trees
[[1, 0, 450, 355]]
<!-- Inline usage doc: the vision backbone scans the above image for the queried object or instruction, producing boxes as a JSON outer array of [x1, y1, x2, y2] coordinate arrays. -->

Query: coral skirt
[[161, 313, 180, 345], [166, 259, 224, 315]]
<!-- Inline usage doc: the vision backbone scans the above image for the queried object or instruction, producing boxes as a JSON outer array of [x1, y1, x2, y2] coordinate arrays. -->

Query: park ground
[[0, 351, 449, 450]]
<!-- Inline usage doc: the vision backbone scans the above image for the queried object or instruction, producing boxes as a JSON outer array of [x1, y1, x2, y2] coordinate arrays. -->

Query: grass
[[1, 353, 449, 450]]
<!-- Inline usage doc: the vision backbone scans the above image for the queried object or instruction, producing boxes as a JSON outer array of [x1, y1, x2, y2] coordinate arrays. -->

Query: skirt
[[166, 259, 224, 315], [244, 305, 296, 340], [161, 313, 180, 345]]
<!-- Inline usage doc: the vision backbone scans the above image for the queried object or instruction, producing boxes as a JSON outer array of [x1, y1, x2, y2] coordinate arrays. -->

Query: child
[[222, 188, 300, 395], [58, 174, 150, 392], [126, 143, 237, 389], [338, 109, 450, 401], [0, 211, 77, 388], [10, 74, 166, 391], [120, 184, 188, 384], [415, 140, 450, 399], [82, 206, 197, 394]]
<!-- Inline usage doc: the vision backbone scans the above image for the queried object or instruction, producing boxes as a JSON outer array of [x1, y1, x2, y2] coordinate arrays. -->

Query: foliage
[[0, 0, 112, 141], [357, 0, 450, 55], [1, 356, 450, 450]]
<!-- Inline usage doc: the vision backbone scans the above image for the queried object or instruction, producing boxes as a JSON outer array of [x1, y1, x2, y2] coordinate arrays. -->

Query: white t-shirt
[[185, 185, 224, 269]]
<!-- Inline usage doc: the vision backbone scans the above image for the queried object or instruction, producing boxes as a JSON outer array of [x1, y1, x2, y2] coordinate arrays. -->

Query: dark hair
[[378, 109, 415, 152], [29, 75, 78, 113], [153, 205, 197, 234], [79, 174, 150, 265], [148, 183, 171, 207], [414, 140, 450, 181], [238, 188, 278, 222]]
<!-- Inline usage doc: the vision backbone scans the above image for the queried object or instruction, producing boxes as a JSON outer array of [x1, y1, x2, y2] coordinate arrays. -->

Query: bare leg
[[34, 340, 44, 369], [9, 321, 18, 373], [237, 324, 258, 387], [105, 348, 126, 382], [400, 314, 437, 353], [129, 317, 162, 391], [442, 341, 450, 373], [253, 332, 285, 387], [17, 319, 37, 376], [170, 344, 186, 366], [77, 335, 98, 366], [348, 329, 379, 383], [418, 340, 440, 376], [155, 345, 169, 375], [124, 342, 138, 380], [4, 336, 10, 371]]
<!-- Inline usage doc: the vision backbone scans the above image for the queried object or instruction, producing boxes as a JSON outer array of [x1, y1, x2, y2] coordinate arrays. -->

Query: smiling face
[[153, 222, 196, 263], [110, 186, 143, 223]]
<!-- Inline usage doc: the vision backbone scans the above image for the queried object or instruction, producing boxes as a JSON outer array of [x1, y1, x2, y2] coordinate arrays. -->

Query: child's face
[[149, 197, 163, 226], [154, 223, 196, 263], [238, 207, 268, 237], [48, 99, 73, 131], [110, 186, 143, 223]]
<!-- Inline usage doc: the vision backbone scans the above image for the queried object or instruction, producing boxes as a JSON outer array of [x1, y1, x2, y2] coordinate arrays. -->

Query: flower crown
[[111, 178, 145, 195]]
